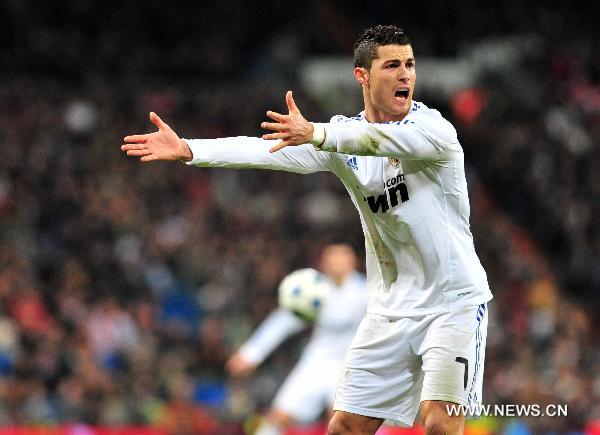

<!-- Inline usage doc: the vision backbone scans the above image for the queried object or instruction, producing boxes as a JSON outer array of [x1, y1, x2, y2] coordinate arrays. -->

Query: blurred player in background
[[226, 243, 367, 435], [123, 24, 492, 435]]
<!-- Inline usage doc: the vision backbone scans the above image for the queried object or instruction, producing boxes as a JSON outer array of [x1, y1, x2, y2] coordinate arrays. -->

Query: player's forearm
[[312, 122, 444, 160], [185, 136, 328, 173], [186, 136, 271, 168]]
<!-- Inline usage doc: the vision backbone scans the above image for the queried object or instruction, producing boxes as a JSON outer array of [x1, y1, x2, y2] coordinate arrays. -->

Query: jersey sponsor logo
[[363, 174, 409, 213], [346, 156, 359, 170]]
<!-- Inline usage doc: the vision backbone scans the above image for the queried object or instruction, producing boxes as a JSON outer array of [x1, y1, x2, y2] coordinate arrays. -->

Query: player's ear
[[354, 67, 369, 86]]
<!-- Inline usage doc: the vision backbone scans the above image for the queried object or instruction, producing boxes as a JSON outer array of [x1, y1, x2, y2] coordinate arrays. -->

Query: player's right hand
[[226, 352, 257, 377], [121, 112, 192, 162], [262, 90, 314, 153]]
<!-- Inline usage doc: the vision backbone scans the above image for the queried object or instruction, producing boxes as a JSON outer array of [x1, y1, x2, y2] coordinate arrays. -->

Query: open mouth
[[395, 89, 410, 101]]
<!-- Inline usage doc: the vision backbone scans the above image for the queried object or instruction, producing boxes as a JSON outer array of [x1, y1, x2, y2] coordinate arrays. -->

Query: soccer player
[[122, 25, 492, 435], [226, 243, 367, 435]]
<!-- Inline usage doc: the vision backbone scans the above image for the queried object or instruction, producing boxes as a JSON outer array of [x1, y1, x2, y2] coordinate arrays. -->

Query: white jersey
[[238, 271, 367, 366], [187, 101, 492, 317]]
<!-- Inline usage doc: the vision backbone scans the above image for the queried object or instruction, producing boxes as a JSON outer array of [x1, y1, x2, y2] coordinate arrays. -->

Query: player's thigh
[[420, 304, 488, 407], [273, 357, 330, 422], [334, 313, 423, 427]]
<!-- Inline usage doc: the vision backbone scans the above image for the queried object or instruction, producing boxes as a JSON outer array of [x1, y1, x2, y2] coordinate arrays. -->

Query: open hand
[[261, 91, 314, 153], [121, 112, 192, 162]]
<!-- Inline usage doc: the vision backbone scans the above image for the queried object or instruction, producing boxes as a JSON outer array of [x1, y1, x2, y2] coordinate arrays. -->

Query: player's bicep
[[375, 122, 446, 160], [320, 115, 457, 161]]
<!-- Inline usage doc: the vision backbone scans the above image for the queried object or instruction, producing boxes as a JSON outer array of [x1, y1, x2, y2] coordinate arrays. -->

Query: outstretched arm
[[122, 108, 329, 173], [226, 308, 306, 377], [121, 112, 193, 162]]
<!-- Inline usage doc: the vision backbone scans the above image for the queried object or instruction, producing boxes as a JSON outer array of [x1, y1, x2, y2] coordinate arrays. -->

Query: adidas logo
[[346, 156, 358, 170]]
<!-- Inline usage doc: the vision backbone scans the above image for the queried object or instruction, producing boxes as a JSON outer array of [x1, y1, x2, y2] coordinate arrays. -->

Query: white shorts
[[273, 352, 341, 422], [333, 304, 488, 427]]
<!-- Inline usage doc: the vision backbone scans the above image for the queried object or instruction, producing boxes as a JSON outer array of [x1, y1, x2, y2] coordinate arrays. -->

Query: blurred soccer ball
[[278, 268, 331, 321]]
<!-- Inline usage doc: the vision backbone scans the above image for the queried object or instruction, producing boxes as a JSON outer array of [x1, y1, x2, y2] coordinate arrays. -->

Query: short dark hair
[[353, 25, 412, 69]]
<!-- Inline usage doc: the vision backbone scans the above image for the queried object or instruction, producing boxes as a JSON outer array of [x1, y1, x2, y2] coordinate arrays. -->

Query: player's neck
[[363, 103, 410, 124], [331, 272, 351, 287]]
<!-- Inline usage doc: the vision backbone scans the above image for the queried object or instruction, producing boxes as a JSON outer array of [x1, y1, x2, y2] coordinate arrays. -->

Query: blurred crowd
[[0, 78, 360, 433], [1, 1, 599, 434]]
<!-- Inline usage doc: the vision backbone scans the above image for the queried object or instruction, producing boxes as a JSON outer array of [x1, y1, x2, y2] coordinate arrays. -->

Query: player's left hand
[[261, 90, 315, 153]]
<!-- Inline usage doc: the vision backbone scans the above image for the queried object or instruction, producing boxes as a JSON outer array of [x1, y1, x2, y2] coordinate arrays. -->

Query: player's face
[[355, 44, 416, 122], [320, 244, 357, 279]]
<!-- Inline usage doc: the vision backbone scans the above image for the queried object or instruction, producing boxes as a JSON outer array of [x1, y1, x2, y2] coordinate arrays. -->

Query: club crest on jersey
[[346, 156, 359, 170], [363, 174, 409, 213]]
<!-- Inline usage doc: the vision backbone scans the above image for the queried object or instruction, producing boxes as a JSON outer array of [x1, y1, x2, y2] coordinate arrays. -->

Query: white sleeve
[[238, 308, 307, 366], [185, 136, 331, 174], [315, 110, 460, 160]]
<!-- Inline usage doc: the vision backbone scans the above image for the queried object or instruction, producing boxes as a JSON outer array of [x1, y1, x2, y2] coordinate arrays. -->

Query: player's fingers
[[149, 112, 168, 130], [269, 140, 290, 153], [121, 143, 146, 151], [266, 110, 286, 122], [286, 90, 299, 114], [140, 154, 157, 163], [260, 121, 285, 132], [126, 149, 152, 157], [123, 134, 148, 144], [262, 132, 288, 141]]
